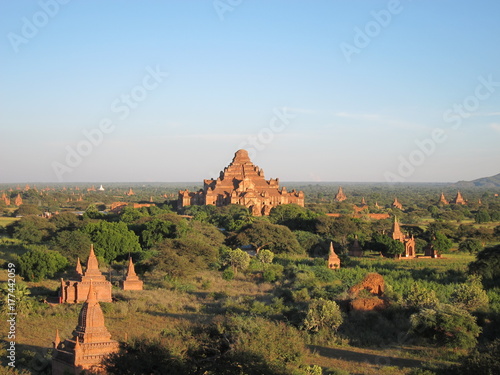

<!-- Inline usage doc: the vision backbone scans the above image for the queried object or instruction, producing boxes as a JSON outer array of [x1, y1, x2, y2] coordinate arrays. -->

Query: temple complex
[[60, 245, 112, 303], [438, 192, 449, 205], [390, 217, 415, 257], [392, 197, 403, 210], [52, 282, 119, 375], [450, 191, 466, 205], [327, 242, 341, 269], [121, 257, 143, 291], [178, 149, 304, 216], [125, 188, 135, 196]]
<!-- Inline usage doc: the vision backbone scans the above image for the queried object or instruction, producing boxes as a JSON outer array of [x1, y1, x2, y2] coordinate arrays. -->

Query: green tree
[[82, 221, 141, 262], [269, 204, 318, 232], [0, 281, 34, 316], [51, 230, 92, 262], [405, 284, 439, 310], [409, 304, 481, 349], [451, 275, 489, 312], [228, 248, 250, 275], [119, 206, 146, 223], [50, 211, 81, 231], [14, 204, 42, 216], [432, 232, 453, 254], [468, 244, 500, 288], [257, 249, 275, 264], [475, 209, 491, 224], [141, 218, 178, 248], [458, 238, 483, 254], [452, 338, 500, 375], [232, 221, 304, 254], [18, 246, 68, 281], [8, 216, 56, 243], [302, 298, 343, 333]]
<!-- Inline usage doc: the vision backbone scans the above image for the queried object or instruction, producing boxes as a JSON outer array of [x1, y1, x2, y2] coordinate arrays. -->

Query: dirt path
[[308, 345, 426, 374]]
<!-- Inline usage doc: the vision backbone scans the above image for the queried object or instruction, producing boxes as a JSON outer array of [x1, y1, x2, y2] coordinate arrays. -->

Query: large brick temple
[[178, 149, 304, 216]]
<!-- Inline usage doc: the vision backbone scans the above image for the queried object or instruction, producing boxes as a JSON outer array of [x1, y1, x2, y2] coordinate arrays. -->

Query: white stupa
[[98, 185, 105, 191]]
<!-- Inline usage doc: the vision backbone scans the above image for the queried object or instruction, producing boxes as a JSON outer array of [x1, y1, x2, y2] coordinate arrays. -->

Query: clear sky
[[1, 0, 499, 183]]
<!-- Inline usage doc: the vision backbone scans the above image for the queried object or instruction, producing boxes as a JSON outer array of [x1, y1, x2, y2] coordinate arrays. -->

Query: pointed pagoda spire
[[127, 257, 137, 277], [121, 257, 143, 290], [391, 216, 404, 241], [328, 242, 340, 269], [86, 280, 97, 304], [53, 329, 61, 348], [361, 197, 366, 205], [335, 186, 347, 202], [438, 192, 449, 205], [75, 257, 83, 276]]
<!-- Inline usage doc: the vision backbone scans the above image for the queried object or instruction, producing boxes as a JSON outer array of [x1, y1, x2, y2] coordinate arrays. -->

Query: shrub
[[302, 298, 343, 333], [18, 246, 68, 281], [450, 275, 489, 312], [409, 304, 481, 349]]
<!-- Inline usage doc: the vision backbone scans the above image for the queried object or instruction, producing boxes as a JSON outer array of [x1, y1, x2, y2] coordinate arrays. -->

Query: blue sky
[[1, 0, 499, 183]]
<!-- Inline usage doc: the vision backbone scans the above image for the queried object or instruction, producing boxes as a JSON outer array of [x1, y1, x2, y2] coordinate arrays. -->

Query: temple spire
[[75, 257, 83, 276], [86, 280, 97, 304], [53, 329, 60, 348], [127, 257, 137, 277]]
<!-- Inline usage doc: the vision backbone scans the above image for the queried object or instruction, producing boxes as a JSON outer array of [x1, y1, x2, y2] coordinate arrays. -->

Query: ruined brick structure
[[60, 245, 112, 303], [327, 242, 341, 269], [391, 217, 415, 257], [120, 257, 143, 291], [52, 282, 119, 375], [178, 149, 304, 216], [392, 197, 403, 210]]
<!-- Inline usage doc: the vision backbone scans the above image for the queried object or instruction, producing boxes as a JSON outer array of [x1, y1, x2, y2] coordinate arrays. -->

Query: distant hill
[[456, 173, 500, 188]]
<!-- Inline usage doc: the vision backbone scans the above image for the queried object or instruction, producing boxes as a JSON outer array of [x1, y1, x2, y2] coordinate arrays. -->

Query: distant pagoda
[[450, 191, 466, 205], [392, 197, 403, 210], [438, 192, 449, 205], [390, 217, 415, 258], [327, 242, 341, 269], [334, 186, 347, 202]]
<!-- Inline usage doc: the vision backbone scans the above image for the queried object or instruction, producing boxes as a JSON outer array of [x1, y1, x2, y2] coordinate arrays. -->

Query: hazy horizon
[[2, 1, 499, 184]]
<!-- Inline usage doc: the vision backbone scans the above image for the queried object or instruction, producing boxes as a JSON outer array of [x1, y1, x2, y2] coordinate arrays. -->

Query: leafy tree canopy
[[18, 245, 68, 281], [232, 220, 304, 254]]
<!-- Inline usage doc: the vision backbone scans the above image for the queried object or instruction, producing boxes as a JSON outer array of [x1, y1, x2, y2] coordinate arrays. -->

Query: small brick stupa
[[349, 236, 363, 257], [60, 245, 112, 303], [334, 186, 347, 202], [52, 282, 119, 375], [120, 257, 143, 291], [327, 242, 341, 269]]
